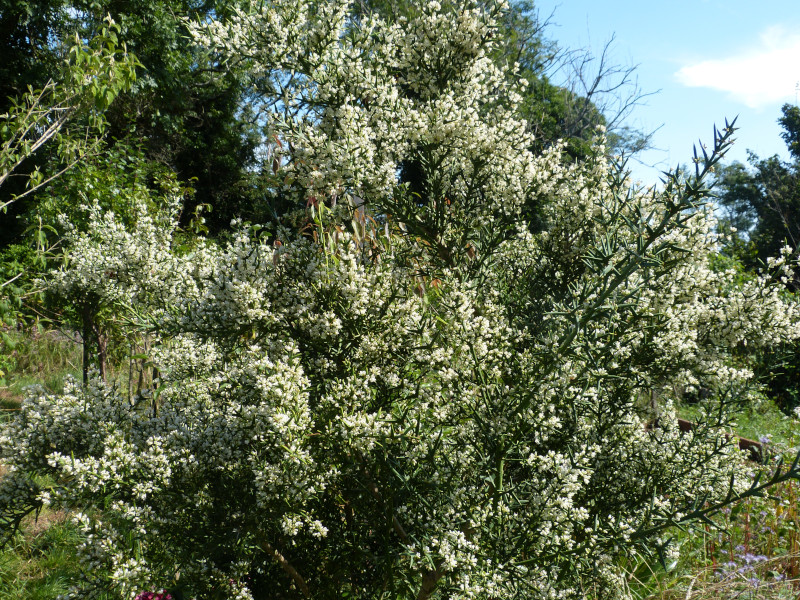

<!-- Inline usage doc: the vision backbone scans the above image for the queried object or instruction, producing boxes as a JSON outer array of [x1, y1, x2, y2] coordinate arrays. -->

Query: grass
[[680, 397, 798, 447], [625, 406, 800, 600], [640, 562, 800, 600], [0, 509, 85, 600]]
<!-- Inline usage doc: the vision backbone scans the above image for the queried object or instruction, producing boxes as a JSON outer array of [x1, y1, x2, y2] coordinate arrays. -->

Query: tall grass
[[0, 326, 82, 410], [0, 509, 85, 600], [626, 425, 800, 599]]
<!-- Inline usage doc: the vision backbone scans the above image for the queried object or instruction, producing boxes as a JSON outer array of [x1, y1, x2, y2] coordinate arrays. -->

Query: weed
[[0, 508, 84, 600], [626, 419, 800, 599]]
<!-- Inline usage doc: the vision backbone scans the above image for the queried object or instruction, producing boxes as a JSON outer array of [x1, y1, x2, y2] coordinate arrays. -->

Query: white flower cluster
[[192, 0, 539, 262], [2, 2, 800, 599], [47, 192, 212, 317]]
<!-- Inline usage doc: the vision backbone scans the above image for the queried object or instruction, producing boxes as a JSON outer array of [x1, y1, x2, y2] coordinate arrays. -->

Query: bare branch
[[546, 34, 660, 156], [260, 540, 311, 598]]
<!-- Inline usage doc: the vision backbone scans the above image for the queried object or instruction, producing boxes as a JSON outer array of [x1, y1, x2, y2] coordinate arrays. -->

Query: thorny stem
[[361, 464, 411, 543], [359, 460, 446, 599], [632, 447, 800, 542]]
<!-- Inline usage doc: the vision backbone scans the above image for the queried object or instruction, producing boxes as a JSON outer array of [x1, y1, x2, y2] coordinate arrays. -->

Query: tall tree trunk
[[81, 303, 92, 385], [96, 327, 107, 382]]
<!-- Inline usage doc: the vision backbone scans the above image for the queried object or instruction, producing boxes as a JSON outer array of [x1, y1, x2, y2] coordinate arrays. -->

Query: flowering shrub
[[2, 1, 800, 599]]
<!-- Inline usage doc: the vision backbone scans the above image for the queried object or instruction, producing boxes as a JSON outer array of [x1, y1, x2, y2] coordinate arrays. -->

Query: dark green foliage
[[0, 0, 261, 240], [36, 140, 188, 233], [779, 103, 800, 161], [715, 104, 800, 416], [0, 0, 71, 109], [747, 153, 800, 268], [759, 343, 800, 416], [92, 0, 262, 231], [1, 14, 138, 243], [0, 245, 37, 325], [0, 0, 74, 245], [0, 0, 260, 342], [522, 76, 607, 161], [716, 104, 800, 275]]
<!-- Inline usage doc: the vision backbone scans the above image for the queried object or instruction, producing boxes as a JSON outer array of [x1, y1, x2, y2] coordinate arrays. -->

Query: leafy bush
[[2, 2, 800, 599]]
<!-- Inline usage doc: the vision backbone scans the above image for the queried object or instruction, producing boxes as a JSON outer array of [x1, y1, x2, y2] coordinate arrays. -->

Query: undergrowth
[[0, 508, 85, 600], [625, 423, 800, 599], [0, 326, 81, 409]]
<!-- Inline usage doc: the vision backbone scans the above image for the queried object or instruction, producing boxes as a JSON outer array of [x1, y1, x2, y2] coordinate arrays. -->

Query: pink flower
[[134, 591, 173, 600]]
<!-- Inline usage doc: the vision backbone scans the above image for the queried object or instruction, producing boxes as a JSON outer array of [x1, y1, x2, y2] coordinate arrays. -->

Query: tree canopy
[[716, 103, 800, 277]]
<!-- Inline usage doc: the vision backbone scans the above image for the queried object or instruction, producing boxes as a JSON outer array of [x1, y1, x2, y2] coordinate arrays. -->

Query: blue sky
[[532, 0, 800, 185]]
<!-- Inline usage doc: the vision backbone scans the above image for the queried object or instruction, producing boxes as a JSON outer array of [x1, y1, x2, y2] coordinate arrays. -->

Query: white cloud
[[675, 26, 800, 108]]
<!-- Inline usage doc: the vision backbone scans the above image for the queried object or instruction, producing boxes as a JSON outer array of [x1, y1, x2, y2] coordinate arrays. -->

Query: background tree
[[0, 0, 101, 245], [0, 0, 261, 242], [0, 0, 260, 346], [716, 104, 800, 272], [779, 103, 800, 160], [715, 102, 800, 414], [0, 0, 74, 114], [1, 0, 654, 249], [89, 0, 262, 231], [0, 16, 138, 385]]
